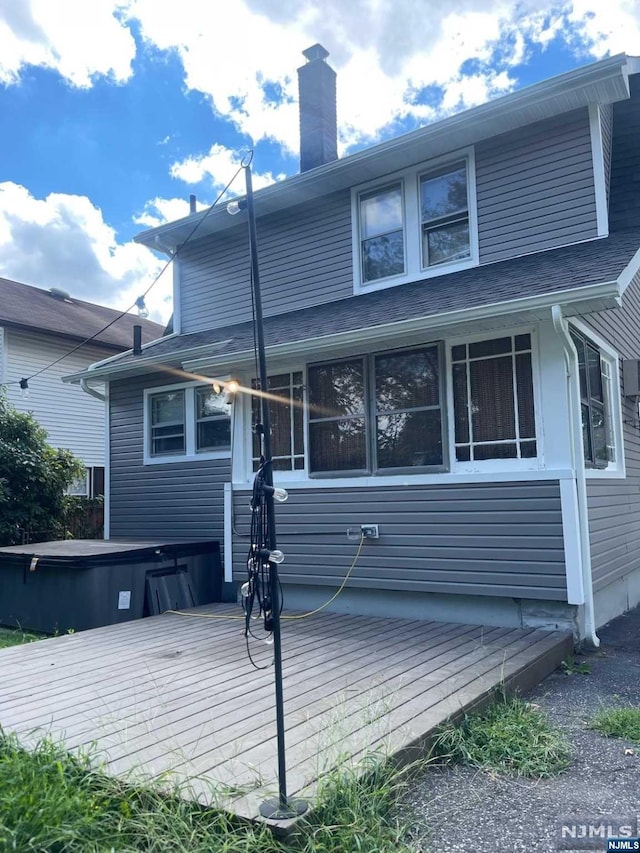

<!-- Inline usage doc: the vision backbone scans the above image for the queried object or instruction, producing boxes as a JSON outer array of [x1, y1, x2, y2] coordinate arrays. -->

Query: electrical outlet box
[[360, 524, 379, 539]]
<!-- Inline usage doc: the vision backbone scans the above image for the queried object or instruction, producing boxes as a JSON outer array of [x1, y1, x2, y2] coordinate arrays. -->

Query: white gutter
[[80, 377, 106, 402], [551, 305, 600, 648]]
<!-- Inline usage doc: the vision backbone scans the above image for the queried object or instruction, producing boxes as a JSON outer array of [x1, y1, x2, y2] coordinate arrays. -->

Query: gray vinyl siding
[[582, 277, 640, 592], [179, 190, 353, 333], [476, 108, 598, 264], [600, 103, 613, 209], [609, 73, 640, 231], [109, 374, 230, 542], [232, 480, 566, 600]]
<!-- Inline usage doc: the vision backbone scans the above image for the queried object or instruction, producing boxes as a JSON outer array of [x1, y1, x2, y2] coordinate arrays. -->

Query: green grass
[[430, 695, 571, 778], [0, 627, 43, 649], [590, 706, 640, 745], [0, 731, 413, 852]]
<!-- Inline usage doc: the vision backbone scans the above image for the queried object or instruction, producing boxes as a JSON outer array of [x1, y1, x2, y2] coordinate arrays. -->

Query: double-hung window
[[570, 328, 615, 467], [359, 184, 405, 283], [420, 162, 470, 267], [150, 390, 186, 456], [145, 383, 231, 463], [307, 345, 444, 475], [354, 150, 477, 291]]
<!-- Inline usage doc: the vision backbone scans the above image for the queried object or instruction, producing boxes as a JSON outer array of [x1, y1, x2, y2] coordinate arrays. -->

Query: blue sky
[[1, 0, 639, 322]]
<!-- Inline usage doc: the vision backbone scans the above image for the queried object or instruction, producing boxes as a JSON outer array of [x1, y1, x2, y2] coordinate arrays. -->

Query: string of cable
[[1, 159, 247, 390], [241, 461, 279, 669]]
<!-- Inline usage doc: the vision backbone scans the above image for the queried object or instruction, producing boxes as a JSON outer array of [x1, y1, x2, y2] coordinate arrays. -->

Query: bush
[[0, 392, 85, 546]]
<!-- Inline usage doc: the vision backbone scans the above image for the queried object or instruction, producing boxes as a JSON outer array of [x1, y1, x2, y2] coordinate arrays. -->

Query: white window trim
[[351, 146, 479, 295], [143, 379, 233, 465], [588, 104, 609, 239], [568, 317, 625, 479]]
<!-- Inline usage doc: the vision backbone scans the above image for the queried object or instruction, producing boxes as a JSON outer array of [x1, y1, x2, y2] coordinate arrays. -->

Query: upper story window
[[570, 328, 615, 468], [352, 149, 478, 294], [144, 382, 232, 464], [360, 184, 405, 283], [420, 162, 469, 267]]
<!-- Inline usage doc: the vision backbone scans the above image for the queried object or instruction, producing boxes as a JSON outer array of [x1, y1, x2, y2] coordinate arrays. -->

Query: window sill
[[584, 465, 626, 479], [143, 450, 231, 465], [232, 468, 574, 490], [353, 256, 478, 296]]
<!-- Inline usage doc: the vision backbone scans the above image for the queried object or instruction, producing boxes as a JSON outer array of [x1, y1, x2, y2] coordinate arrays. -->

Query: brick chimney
[[297, 44, 337, 172]]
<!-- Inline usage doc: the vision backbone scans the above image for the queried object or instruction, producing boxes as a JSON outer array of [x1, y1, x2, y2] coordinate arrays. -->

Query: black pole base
[[259, 796, 309, 821]]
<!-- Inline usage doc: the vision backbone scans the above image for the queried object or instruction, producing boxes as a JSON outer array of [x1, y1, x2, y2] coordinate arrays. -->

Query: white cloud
[[170, 144, 284, 194], [122, 0, 640, 158], [0, 0, 136, 86], [133, 197, 195, 228], [0, 182, 172, 323]]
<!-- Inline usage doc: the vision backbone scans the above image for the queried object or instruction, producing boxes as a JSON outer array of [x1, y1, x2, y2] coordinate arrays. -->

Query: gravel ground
[[400, 606, 640, 853]]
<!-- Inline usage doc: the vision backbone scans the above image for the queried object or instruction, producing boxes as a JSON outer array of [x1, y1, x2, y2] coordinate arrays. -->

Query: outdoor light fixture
[[226, 198, 247, 216], [19, 378, 29, 399], [135, 296, 149, 319], [263, 484, 289, 503]]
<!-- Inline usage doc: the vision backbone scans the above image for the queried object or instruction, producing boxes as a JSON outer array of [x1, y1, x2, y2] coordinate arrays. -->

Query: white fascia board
[[183, 281, 621, 373], [617, 244, 640, 295]]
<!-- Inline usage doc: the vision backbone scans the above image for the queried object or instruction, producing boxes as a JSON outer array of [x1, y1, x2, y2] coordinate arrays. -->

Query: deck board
[[0, 604, 572, 821]]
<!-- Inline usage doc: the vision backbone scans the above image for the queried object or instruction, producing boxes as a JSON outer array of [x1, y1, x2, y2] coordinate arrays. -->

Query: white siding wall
[[3, 327, 114, 466]]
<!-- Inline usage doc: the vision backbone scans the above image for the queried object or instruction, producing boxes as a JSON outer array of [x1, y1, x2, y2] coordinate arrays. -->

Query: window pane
[[309, 420, 367, 472], [572, 333, 588, 401], [474, 443, 518, 460], [151, 391, 184, 425], [376, 410, 442, 468], [309, 360, 365, 416], [375, 347, 440, 411], [451, 344, 466, 362], [521, 441, 537, 459], [469, 337, 511, 359], [153, 435, 184, 455], [293, 386, 304, 456], [591, 401, 608, 463], [420, 165, 467, 222], [362, 231, 405, 281], [587, 345, 603, 403], [470, 356, 516, 442], [424, 221, 470, 266], [515, 334, 531, 352], [581, 403, 592, 462], [360, 185, 403, 238], [452, 362, 469, 443], [196, 387, 230, 419], [197, 419, 230, 451], [516, 353, 535, 439], [270, 395, 293, 459], [456, 446, 471, 461]]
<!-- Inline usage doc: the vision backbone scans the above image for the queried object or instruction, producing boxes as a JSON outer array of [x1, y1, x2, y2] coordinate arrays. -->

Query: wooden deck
[[0, 605, 572, 820]]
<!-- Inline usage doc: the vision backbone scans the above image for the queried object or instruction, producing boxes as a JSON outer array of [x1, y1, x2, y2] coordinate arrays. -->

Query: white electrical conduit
[[551, 305, 600, 648]]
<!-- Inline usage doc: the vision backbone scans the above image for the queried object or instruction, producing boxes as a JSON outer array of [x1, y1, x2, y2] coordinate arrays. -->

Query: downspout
[[80, 378, 106, 402], [551, 305, 600, 648]]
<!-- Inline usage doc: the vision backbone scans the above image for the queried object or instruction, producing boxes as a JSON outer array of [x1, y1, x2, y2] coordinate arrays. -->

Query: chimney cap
[[302, 44, 330, 62]]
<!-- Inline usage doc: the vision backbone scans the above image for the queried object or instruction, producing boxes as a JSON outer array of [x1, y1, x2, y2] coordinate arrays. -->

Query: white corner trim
[[104, 384, 111, 540], [172, 257, 182, 336], [560, 478, 584, 604], [589, 104, 609, 239], [223, 483, 233, 583]]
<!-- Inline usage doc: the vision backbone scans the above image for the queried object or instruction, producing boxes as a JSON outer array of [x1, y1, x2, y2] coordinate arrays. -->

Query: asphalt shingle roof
[[89, 228, 640, 373], [0, 277, 165, 350]]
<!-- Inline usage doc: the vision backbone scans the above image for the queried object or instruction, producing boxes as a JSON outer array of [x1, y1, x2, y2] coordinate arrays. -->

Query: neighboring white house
[[0, 277, 164, 496]]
